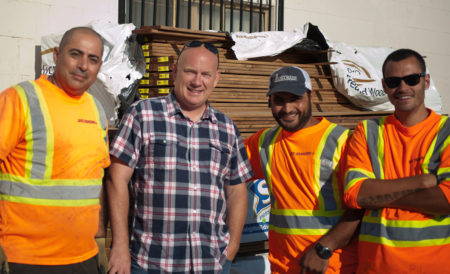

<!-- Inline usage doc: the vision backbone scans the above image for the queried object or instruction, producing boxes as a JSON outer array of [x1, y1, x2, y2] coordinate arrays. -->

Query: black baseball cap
[[267, 66, 312, 96]]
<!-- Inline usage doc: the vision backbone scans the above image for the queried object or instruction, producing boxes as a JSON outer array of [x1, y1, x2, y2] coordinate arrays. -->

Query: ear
[[53, 47, 59, 64], [309, 90, 314, 104], [213, 69, 221, 88], [173, 63, 178, 80], [381, 78, 388, 91], [424, 73, 430, 90]]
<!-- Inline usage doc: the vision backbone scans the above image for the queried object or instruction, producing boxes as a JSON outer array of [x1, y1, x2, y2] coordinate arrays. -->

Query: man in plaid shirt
[[106, 41, 253, 274]]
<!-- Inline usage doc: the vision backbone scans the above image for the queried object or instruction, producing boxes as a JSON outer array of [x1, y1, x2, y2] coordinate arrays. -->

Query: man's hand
[[299, 245, 329, 274], [225, 239, 240, 261], [108, 244, 131, 274]]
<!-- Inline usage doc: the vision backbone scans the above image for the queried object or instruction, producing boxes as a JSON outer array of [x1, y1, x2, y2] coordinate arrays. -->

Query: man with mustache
[[245, 66, 362, 273], [342, 48, 450, 273], [0, 27, 109, 273]]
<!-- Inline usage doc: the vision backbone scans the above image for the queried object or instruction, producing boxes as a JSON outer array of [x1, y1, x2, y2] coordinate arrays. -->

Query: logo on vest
[[78, 119, 98, 125], [290, 151, 314, 157]]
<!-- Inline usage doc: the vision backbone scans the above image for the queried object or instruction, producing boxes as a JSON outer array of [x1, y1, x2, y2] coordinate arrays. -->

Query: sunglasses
[[182, 40, 219, 55], [384, 72, 426, 89]]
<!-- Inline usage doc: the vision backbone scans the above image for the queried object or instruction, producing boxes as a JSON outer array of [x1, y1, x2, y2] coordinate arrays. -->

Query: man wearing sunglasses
[[342, 48, 450, 273], [106, 41, 253, 274]]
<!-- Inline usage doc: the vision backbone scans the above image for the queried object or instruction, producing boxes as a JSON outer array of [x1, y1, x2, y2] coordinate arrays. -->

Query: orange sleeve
[[342, 122, 374, 209], [244, 129, 266, 181], [0, 87, 25, 161]]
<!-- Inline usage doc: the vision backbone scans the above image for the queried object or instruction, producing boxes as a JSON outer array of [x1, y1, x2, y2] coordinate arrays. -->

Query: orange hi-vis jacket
[[343, 110, 450, 273], [0, 75, 110, 265], [245, 118, 357, 274]]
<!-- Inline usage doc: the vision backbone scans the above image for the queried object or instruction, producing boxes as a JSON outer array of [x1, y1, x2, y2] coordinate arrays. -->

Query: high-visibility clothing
[[245, 118, 357, 273], [343, 110, 450, 273], [0, 75, 110, 265]]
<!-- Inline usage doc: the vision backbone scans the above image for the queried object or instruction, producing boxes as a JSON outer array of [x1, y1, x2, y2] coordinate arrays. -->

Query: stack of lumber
[[133, 25, 389, 139]]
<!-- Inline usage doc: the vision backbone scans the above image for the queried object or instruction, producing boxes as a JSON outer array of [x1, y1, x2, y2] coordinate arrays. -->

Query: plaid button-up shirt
[[110, 92, 253, 273]]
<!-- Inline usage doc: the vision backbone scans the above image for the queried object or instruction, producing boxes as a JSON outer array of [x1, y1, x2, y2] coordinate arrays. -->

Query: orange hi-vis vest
[[0, 77, 109, 265], [344, 112, 450, 273], [246, 118, 357, 273]]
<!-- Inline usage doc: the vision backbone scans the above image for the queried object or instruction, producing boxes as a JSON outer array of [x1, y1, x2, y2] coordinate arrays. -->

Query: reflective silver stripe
[[437, 172, 450, 182], [365, 118, 383, 179], [90, 95, 108, 143], [319, 125, 347, 211], [19, 81, 48, 179], [259, 126, 280, 204], [346, 170, 370, 182], [259, 126, 280, 180], [0, 179, 101, 200], [270, 213, 341, 230], [361, 217, 450, 242], [426, 117, 450, 174]]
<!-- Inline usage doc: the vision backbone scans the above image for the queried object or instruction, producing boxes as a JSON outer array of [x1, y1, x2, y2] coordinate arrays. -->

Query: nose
[[191, 73, 202, 86], [78, 56, 88, 72], [282, 101, 296, 113]]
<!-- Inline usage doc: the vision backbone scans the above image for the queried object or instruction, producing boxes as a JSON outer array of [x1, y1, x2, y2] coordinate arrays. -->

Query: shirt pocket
[[208, 140, 232, 178], [138, 136, 179, 180]]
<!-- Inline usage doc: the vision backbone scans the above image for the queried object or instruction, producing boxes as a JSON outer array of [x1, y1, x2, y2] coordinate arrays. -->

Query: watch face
[[315, 243, 332, 259]]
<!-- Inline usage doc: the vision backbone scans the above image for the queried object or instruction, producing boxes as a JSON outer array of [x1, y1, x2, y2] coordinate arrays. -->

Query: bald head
[[59, 27, 104, 57]]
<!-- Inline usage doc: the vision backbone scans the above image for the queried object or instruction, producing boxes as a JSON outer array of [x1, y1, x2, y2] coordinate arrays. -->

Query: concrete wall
[[284, 0, 450, 114], [0, 0, 118, 90]]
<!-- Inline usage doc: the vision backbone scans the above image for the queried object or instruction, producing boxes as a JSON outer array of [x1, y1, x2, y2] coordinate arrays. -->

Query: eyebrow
[[69, 48, 101, 60]]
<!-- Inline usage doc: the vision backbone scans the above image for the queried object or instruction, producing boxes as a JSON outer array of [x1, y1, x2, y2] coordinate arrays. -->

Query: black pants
[[8, 255, 100, 274]]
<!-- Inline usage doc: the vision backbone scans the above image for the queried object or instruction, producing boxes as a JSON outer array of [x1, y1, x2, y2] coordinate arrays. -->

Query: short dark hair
[[382, 48, 426, 77], [59, 27, 104, 56]]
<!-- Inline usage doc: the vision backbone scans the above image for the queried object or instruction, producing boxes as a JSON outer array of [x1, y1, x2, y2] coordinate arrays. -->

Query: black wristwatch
[[314, 242, 333, 259]]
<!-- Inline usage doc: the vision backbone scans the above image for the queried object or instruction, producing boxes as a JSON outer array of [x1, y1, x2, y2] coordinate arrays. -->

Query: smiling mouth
[[279, 113, 298, 121], [72, 73, 87, 81], [188, 88, 204, 94], [394, 94, 413, 101]]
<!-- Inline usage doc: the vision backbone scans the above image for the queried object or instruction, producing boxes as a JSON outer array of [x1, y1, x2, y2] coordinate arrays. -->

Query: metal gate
[[119, 0, 284, 32]]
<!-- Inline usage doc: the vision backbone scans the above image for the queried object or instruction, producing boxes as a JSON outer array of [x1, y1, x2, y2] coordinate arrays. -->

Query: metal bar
[[142, 0, 146, 27], [118, 0, 125, 24], [129, 0, 133, 23], [176, 0, 180, 27], [199, 0, 203, 30], [153, 0, 157, 26], [259, 0, 263, 31], [188, 0, 192, 29], [239, 0, 243, 31], [268, 0, 272, 31], [250, 0, 253, 32], [278, 0, 284, 31], [220, 0, 223, 31], [166, 0, 169, 25], [209, 0, 213, 29], [230, 0, 234, 32]]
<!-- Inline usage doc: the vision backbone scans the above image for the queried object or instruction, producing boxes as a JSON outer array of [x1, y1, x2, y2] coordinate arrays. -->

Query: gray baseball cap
[[267, 66, 312, 96]]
